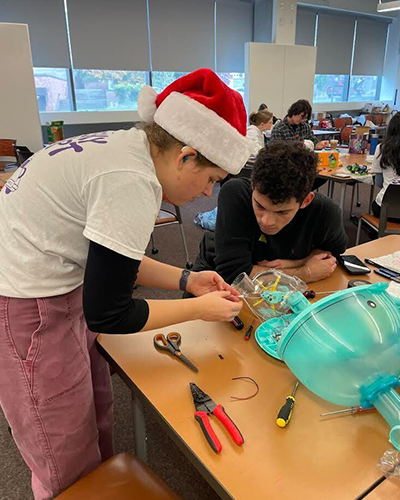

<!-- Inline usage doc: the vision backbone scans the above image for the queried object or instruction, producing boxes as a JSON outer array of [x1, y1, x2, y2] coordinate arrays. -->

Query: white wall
[[0, 23, 43, 152]]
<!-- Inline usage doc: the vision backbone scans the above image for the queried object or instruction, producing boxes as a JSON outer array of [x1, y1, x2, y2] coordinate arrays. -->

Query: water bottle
[[370, 134, 379, 155]]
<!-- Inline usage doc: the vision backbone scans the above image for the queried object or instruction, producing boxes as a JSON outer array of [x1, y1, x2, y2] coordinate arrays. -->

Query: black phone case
[[337, 255, 371, 275]]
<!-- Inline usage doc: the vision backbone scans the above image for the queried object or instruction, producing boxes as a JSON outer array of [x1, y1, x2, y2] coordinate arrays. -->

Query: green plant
[[113, 82, 142, 104]]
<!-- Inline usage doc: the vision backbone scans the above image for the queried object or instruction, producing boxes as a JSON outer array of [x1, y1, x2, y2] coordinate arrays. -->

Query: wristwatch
[[179, 269, 191, 292]]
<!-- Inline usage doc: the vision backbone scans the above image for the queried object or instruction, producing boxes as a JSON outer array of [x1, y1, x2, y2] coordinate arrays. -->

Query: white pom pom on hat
[[138, 85, 158, 122]]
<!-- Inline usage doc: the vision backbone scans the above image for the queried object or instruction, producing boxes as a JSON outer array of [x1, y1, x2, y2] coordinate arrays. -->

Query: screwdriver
[[276, 381, 299, 428], [244, 320, 255, 341], [303, 290, 338, 299], [320, 406, 376, 417]]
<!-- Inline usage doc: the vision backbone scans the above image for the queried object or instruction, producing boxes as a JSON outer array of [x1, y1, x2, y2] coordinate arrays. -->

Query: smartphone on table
[[336, 255, 371, 275]]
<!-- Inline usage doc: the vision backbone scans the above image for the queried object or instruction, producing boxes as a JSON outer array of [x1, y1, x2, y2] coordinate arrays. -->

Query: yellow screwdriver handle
[[276, 396, 296, 428]]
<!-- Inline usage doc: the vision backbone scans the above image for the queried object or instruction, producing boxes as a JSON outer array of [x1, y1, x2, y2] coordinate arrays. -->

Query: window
[[34, 68, 73, 112], [313, 75, 348, 104], [151, 72, 188, 94], [217, 73, 245, 98], [349, 75, 380, 101], [72, 70, 149, 111]]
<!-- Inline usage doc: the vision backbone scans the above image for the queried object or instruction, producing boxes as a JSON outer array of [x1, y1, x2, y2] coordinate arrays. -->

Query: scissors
[[153, 332, 199, 373]]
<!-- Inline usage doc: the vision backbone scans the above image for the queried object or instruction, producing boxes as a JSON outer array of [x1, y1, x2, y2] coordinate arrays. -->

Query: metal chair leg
[[356, 183, 361, 208], [150, 233, 158, 254], [174, 206, 192, 269], [350, 184, 356, 217], [356, 217, 362, 245]]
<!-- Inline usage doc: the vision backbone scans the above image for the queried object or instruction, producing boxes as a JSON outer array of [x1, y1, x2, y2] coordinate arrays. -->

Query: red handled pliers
[[189, 382, 244, 454]]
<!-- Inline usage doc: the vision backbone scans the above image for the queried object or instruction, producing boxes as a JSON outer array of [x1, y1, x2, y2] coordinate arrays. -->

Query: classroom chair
[[334, 117, 352, 130], [55, 452, 182, 500], [356, 184, 400, 244], [13, 145, 33, 165], [340, 125, 354, 145], [151, 204, 192, 269]]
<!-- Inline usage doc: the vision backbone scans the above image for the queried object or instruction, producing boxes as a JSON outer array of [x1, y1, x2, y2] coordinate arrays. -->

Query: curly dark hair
[[251, 141, 318, 204], [287, 99, 312, 120]]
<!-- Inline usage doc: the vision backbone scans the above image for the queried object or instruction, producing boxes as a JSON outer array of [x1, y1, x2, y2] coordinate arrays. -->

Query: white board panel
[[245, 42, 285, 119], [282, 45, 316, 116], [0, 23, 43, 153]]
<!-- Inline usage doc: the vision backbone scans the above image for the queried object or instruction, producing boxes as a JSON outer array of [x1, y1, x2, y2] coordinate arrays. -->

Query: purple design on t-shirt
[[47, 132, 109, 156], [4, 157, 32, 194]]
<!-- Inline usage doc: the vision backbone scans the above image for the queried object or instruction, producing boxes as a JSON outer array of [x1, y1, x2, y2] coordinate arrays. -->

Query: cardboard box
[[317, 151, 339, 168], [355, 126, 370, 135]]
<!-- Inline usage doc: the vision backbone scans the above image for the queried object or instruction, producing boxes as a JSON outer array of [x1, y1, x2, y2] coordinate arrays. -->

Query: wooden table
[[97, 236, 400, 500], [317, 152, 375, 215]]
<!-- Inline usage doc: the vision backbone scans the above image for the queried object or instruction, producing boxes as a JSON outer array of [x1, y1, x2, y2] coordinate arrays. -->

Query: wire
[[230, 376, 260, 401]]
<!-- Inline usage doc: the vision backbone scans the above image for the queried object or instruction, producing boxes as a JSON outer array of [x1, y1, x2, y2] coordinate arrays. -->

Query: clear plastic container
[[231, 270, 307, 321]]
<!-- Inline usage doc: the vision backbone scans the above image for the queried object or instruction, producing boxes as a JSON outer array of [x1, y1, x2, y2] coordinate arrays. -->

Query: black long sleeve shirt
[[83, 241, 149, 334]]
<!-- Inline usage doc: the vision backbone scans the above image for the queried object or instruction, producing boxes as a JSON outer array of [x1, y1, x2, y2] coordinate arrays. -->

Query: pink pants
[[0, 286, 114, 499]]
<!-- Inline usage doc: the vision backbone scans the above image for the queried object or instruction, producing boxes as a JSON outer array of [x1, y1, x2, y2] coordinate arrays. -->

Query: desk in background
[[317, 152, 375, 215], [98, 236, 400, 500]]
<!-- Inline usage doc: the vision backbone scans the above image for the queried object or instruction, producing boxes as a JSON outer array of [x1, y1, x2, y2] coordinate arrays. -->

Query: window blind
[[67, 0, 150, 71], [0, 0, 70, 67]]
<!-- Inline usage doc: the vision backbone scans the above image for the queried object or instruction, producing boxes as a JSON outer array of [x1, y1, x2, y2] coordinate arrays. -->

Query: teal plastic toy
[[260, 282, 400, 450]]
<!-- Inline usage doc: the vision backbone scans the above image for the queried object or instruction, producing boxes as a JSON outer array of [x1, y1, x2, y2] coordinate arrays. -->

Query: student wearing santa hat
[[0, 69, 254, 499]]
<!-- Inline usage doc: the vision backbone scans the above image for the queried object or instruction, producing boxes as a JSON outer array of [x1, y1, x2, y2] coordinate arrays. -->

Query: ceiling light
[[377, 0, 400, 12]]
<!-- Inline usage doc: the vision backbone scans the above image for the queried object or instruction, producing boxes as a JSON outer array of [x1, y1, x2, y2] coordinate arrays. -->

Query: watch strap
[[179, 269, 191, 292]]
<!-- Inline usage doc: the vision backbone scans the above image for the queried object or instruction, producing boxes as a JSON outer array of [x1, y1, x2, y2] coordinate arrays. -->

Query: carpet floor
[[0, 178, 375, 500]]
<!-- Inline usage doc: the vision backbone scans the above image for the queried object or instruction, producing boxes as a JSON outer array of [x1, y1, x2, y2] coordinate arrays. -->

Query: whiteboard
[[0, 23, 43, 155], [245, 42, 316, 119]]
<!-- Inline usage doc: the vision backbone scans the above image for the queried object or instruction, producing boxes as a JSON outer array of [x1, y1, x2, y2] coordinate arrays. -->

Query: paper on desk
[[373, 251, 400, 274], [388, 282, 400, 299]]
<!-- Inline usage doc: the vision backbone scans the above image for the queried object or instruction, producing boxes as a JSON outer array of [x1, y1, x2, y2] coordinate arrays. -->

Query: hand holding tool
[[154, 332, 198, 372], [276, 381, 299, 428], [190, 382, 244, 454], [321, 406, 375, 417]]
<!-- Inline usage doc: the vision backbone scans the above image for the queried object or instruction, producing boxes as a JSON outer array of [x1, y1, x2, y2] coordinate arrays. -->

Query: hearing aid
[[181, 145, 196, 164]]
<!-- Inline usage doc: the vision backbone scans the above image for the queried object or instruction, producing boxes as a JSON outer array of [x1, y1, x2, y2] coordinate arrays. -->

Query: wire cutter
[[154, 333, 198, 373], [190, 382, 244, 454]]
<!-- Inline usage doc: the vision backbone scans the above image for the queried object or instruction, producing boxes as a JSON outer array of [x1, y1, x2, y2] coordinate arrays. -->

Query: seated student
[[271, 99, 329, 151], [247, 109, 273, 155], [258, 103, 279, 124], [371, 113, 400, 222], [191, 141, 347, 285]]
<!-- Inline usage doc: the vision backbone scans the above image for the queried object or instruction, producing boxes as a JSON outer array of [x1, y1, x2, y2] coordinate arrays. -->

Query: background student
[[372, 113, 400, 222], [246, 109, 273, 155], [271, 99, 329, 150]]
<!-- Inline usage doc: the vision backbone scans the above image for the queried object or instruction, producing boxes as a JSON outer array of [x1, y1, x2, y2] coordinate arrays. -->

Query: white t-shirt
[[246, 124, 264, 156], [372, 143, 400, 206], [0, 128, 162, 298]]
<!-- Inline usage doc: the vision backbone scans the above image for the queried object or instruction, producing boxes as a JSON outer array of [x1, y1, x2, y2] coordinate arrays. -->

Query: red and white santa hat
[[138, 68, 253, 175]]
